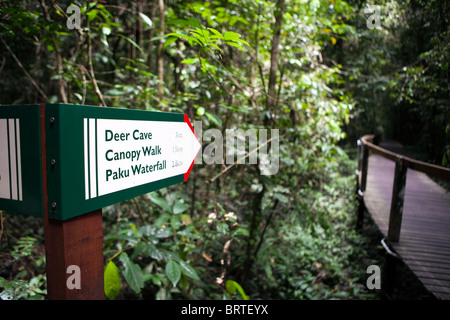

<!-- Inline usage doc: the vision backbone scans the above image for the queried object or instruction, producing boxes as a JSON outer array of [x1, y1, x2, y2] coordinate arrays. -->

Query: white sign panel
[[0, 118, 22, 201], [84, 118, 200, 199]]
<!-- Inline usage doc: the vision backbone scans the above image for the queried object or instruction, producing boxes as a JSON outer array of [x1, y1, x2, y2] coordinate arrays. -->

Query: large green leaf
[[223, 31, 240, 41], [119, 253, 144, 294], [139, 243, 164, 261], [173, 200, 189, 214], [208, 28, 223, 39], [165, 260, 181, 287], [104, 260, 120, 300], [163, 36, 178, 50], [226, 280, 249, 300], [166, 32, 202, 46], [149, 193, 172, 212], [178, 260, 200, 281], [117, 34, 144, 54]]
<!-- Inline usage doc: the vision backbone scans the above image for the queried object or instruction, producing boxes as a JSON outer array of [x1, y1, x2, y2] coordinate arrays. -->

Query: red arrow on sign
[[183, 114, 200, 182]]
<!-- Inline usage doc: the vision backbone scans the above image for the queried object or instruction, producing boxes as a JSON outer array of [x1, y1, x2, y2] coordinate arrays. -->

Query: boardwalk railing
[[356, 134, 450, 243], [356, 134, 450, 298]]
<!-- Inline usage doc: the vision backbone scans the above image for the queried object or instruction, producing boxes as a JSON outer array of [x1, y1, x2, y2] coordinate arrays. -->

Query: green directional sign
[[0, 104, 43, 218], [0, 104, 201, 221], [46, 104, 201, 220]]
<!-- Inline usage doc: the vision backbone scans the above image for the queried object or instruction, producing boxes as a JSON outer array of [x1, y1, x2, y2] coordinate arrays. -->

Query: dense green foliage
[[0, 0, 447, 300], [342, 0, 449, 165]]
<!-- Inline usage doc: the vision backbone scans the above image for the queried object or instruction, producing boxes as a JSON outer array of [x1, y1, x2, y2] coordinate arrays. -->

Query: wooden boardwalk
[[364, 141, 450, 300]]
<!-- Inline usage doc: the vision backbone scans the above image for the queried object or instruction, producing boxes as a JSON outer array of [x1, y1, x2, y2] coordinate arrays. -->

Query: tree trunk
[[40, 0, 68, 104], [266, 0, 285, 125], [157, 0, 165, 104], [144, 1, 158, 107]]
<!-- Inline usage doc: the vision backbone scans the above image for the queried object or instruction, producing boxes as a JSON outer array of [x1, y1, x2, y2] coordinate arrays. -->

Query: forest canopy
[[0, 0, 448, 300]]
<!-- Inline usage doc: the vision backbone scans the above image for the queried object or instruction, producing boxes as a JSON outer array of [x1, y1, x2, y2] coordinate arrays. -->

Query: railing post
[[387, 156, 407, 243], [380, 237, 400, 298], [360, 143, 369, 192], [383, 155, 406, 299], [357, 139, 363, 175], [356, 139, 365, 229]]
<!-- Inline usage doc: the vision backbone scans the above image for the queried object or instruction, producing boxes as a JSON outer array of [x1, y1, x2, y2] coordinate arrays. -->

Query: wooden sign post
[[1, 103, 201, 300]]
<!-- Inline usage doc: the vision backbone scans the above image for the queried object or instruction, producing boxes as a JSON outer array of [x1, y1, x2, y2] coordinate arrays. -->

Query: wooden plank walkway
[[364, 141, 450, 300]]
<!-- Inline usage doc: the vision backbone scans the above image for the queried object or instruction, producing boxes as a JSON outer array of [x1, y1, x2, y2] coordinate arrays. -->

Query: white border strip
[[89, 118, 97, 199], [0, 119, 10, 200], [15, 119, 22, 201], [84, 118, 89, 199], [8, 119, 18, 200], [84, 118, 98, 199]]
